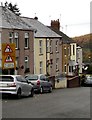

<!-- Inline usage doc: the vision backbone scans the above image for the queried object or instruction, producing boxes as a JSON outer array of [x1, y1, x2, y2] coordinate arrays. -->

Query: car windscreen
[[25, 75, 38, 80], [0, 76, 14, 82]]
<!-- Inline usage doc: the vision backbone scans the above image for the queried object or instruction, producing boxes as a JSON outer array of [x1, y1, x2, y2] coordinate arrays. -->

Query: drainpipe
[[46, 38, 47, 75]]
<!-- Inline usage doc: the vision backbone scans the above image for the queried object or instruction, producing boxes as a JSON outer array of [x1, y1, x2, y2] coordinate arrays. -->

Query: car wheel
[[17, 88, 21, 99], [30, 88, 34, 97], [40, 87, 43, 94], [49, 86, 52, 93]]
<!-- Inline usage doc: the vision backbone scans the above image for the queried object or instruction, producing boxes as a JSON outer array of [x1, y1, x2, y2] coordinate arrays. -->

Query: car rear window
[[0, 76, 14, 82], [25, 75, 38, 80]]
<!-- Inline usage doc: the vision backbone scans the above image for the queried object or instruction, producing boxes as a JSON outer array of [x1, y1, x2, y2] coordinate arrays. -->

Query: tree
[[4, 2, 21, 16]]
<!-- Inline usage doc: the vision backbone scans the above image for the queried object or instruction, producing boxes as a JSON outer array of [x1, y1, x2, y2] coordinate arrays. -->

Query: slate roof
[[21, 17, 62, 38], [48, 26, 75, 44], [0, 6, 34, 30]]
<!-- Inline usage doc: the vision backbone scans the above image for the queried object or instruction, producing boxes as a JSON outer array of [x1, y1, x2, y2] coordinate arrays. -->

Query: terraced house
[[22, 17, 62, 77], [0, 6, 82, 77], [49, 19, 82, 76], [0, 6, 35, 75]]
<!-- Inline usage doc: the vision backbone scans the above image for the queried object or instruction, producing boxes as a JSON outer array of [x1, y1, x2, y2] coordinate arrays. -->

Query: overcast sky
[[1, 0, 92, 37]]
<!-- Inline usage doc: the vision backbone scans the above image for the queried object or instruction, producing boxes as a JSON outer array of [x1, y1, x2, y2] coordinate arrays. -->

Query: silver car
[[83, 75, 92, 87], [25, 74, 52, 93], [0, 75, 34, 98]]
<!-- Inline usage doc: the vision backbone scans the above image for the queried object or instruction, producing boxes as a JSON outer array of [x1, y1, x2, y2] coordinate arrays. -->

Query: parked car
[[0, 75, 34, 98], [83, 75, 92, 87], [25, 74, 52, 93]]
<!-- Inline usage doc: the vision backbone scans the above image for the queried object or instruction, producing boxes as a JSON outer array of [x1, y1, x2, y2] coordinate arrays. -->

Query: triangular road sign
[[5, 55, 13, 62], [4, 44, 12, 53]]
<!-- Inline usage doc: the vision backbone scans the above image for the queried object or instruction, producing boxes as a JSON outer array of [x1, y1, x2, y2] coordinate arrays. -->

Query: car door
[[17, 76, 31, 96], [40, 75, 49, 90]]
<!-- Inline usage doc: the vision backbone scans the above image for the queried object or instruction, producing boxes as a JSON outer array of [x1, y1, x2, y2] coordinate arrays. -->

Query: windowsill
[[24, 47, 30, 50], [56, 51, 59, 53], [50, 52, 53, 54], [56, 69, 59, 72], [39, 53, 43, 56], [15, 48, 20, 50], [46, 51, 50, 53]]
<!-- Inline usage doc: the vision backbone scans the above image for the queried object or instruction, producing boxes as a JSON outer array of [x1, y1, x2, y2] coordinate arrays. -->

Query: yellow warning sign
[[2, 43, 16, 69]]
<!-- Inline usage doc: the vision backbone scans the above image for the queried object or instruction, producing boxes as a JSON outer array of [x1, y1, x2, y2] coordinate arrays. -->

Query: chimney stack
[[51, 19, 60, 31]]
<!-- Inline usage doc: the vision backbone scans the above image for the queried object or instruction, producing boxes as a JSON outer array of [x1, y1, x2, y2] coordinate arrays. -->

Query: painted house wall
[[34, 38, 46, 74], [68, 43, 77, 76], [34, 37, 62, 77], [21, 17, 62, 77], [1, 28, 34, 76], [50, 38, 62, 77], [62, 43, 70, 75], [46, 38, 50, 76], [70, 43, 77, 62]]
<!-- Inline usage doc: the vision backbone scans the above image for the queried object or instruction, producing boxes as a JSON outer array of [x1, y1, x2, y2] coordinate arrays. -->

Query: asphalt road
[[1, 87, 91, 118]]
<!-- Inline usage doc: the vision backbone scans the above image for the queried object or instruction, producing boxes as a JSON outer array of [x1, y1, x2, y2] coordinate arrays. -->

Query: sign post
[[2, 43, 16, 69]]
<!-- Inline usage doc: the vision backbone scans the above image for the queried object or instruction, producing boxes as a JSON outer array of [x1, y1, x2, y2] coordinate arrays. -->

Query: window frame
[[14, 32, 19, 49], [50, 40, 52, 53], [39, 61, 43, 74], [73, 45, 75, 55], [25, 33, 29, 49], [9, 32, 13, 43], [39, 40, 43, 54], [64, 64, 67, 73], [25, 56, 29, 69], [56, 58, 59, 70], [46, 40, 49, 53], [56, 40, 58, 52]]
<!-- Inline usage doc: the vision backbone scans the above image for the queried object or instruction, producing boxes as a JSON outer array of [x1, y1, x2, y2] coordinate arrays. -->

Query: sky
[[0, 0, 92, 37]]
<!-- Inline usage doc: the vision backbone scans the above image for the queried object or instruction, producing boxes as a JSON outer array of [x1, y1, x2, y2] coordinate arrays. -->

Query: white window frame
[[9, 32, 13, 43], [50, 40, 52, 53], [56, 40, 58, 52], [40, 61, 43, 74], [70, 45, 71, 56], [56, 58, 59, 70], [25, 33, 29, 49], [14, 32, 19, 49], [25, 56, 29, 69], [46, 40, 49, 52], [39, 40, 43, 54], [64, 47, 67, 57]]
